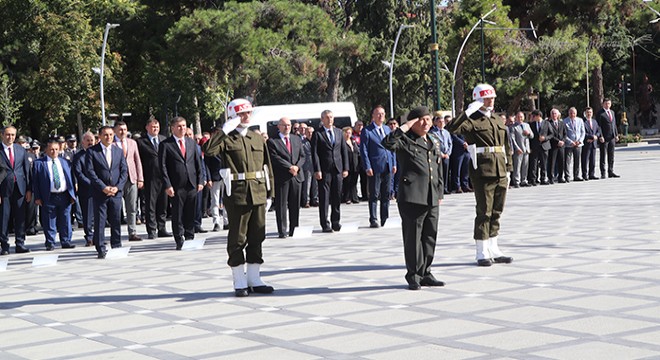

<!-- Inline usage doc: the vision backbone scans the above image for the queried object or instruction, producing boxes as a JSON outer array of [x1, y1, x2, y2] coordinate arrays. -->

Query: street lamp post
[[384, 24, 415, 118], [451, 6, 497, 116], [99, 23, 119, 126]]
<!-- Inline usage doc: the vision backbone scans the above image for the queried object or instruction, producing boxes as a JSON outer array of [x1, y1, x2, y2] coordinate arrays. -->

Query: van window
[[266, 116, 352, 139]]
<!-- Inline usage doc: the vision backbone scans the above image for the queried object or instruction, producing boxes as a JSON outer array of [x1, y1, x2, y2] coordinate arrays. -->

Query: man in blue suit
[[1, 125, 31, 255], [32, 138, 77, 250], [84, 126, 128, 258], [73, 131, 96, 246], [360, 105, 396, 228]]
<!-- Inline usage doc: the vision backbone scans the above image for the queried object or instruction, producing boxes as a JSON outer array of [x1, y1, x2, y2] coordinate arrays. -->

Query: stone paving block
[[153, 334, 262, 357], [302, 332, 415, 354], [546, 315, 658, 336], [6, 338, 115, 360], [532, 340, 659, 359]]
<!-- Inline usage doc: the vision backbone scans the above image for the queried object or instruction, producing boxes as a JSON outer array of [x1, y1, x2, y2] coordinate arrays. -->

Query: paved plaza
[[1, 144, 660, 359]]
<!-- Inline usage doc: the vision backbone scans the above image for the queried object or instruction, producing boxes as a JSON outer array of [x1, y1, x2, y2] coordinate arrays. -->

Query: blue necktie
[[52, 160, 61, 189]]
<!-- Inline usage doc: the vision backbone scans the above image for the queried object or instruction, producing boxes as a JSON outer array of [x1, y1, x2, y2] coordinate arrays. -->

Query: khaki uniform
[[203, 129, 274, 267], [446, 111, 513, 240]]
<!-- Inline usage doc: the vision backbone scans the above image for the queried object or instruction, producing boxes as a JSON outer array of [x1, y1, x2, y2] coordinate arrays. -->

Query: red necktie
[[8, 146, 14, 168], [179, 139, 186, 158], [285, 136, 291, 153], [121, 139, 127, 157], [608, 110, 613, 122]]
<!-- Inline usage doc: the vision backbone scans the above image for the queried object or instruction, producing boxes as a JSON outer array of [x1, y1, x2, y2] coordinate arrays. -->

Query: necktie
[[52, 160, 61, 189], [284, 136, 291, 153], [179, 139, 186, 157], [378, 127, 385, 140], [8, 146, 14, 168], [121, 139, 127, 157], [608, 110, 613, 122], [328, 130, 334, 144], [105, 147, 112, 167], [152, 137, 158, 149], [589, 119, 593, 129]]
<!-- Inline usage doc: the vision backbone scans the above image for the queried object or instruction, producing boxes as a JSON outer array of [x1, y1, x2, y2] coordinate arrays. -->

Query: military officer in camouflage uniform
[[202, 98, 275, 297], [446, 84, 513, 267], [382, 106, 445, 290]]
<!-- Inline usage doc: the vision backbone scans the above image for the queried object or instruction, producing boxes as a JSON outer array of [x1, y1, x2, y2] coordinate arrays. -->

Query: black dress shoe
[[609, 173, 620, 178], [212, 224, 221, 232], [158, 230, 172, 237], [15, 246, 30, 254], [321, 228, 334, 233], [583, 177, 589, 181], [420, 277, 445, 287], [408, 283, 421, 291], [194, 227, 207, 233], [600, 175, 607, 179], [147, 233, 156, 240], [223, 224, 230, 230], [332, 224, 342, 232], [234, 288, 249, 297], [493, 256, 513, 264], [589, 176, 599, 180], [26, 230, 37, 236], [85, 240, 93, 247], [1, 250, 9, 255], [278, 233, 287, 239], [175, 239, 184, 250], [61, 243, 76, 249], [288, 229, 295, 237], [477, 259, 492, 267], [540, 181, 549, 185], [97, 251, 107, 259], [249, 285, 274, 294], [45, 245, 55, 251], [574, 177, 584, 181], [558, 179, 566, 183], [369, 222, 380, 228]]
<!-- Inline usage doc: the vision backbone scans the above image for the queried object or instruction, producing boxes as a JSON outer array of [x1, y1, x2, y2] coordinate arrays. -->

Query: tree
[[0, 68, 23, 126]]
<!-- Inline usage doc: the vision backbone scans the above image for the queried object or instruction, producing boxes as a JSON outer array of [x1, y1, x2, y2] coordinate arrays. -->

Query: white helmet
[[472, 84, 497, 101], [227, 98, 253, 118]]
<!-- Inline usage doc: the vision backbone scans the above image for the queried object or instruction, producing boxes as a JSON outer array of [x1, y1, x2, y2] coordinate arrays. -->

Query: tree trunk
[[193, 95, 201, 136], [76, 111, 83, 141], [326, 67, 340, 102], [591, 65, 604, 113]]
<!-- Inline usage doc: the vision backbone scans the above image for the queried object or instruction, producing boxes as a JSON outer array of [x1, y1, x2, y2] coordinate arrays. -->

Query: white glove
[[266, 198, 272, 210], [222, 117, 241, 133], [466, 100, 484, 117]]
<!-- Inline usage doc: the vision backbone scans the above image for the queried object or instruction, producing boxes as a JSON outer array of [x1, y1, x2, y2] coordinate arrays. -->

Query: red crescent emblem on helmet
[[479, 89, 495, 97], [234, 103, 250, 112]]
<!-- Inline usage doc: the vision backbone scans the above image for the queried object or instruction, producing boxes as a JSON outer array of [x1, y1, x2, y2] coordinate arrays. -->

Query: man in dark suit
[[596, 98, 620, 178], [32, 138, 77, 250], [383, 106, 445, 290], [159, 116, 204, 250], [137, 118, 171, 239], [267, 117, 306, 238], [72, 131, 96, 246], [582, 107, 602, 181], [85, 126, 128, 258], [311, 110, 349, 233], [547, 108, 566, 184], [1, 125, 31, 255], [360, 105, 396, 228], [527, 110, 548, 185]]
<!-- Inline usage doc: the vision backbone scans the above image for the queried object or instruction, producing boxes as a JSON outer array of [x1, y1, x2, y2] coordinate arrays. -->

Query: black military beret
[[402, 106, 431, 125], [66, 134, 77, 142], [30, 140, 41, 148]]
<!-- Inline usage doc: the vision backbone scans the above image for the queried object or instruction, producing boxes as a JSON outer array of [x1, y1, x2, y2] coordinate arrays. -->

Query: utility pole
[[430, 0, 441, 111]]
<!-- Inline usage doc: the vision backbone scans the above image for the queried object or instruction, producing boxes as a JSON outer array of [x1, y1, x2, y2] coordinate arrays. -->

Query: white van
[[248, 102, 359, 138]]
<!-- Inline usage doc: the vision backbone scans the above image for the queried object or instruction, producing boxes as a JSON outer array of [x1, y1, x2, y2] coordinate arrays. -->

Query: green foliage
[[0, 68, 23, 126]]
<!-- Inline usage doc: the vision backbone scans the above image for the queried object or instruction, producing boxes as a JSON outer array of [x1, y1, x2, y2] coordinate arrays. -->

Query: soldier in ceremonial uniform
[[202, 98, 275, 297], [382, 106, 445, 290], [446, 84, 513, 267]]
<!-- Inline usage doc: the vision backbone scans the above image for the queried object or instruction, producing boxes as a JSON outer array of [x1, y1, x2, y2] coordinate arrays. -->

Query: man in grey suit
[[563, 107, 586, 181], [509, 111, 534, 187]]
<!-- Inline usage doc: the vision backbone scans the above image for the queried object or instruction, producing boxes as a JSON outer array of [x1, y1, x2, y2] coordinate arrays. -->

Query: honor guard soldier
[[382, 106, 446, 290], [203, 99, 275, 297], [446, 84, 514, 267]]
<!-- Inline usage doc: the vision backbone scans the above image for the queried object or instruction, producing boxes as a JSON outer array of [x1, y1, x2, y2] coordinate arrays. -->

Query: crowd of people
[[0, 89, 622, 293]]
